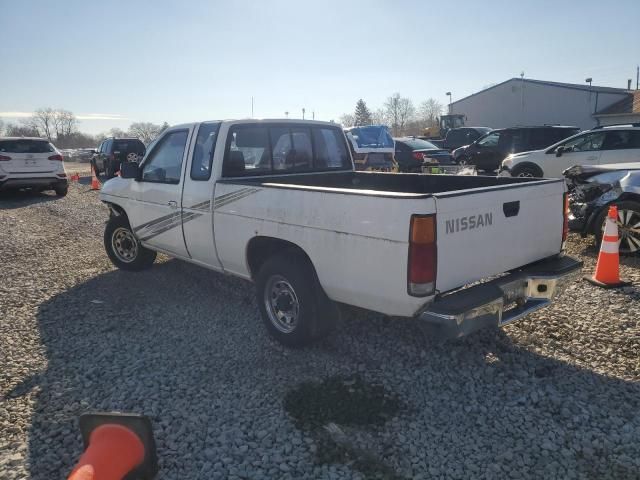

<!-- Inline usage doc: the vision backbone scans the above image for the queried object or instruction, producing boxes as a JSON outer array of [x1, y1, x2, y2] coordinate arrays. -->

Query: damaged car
[[564, 162, 640, 254]]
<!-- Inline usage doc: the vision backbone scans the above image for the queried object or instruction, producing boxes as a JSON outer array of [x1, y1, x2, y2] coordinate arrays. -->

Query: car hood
[[564, 162, 640, 179], [99, 177, 134, 200], [509, 149, 544, 158]]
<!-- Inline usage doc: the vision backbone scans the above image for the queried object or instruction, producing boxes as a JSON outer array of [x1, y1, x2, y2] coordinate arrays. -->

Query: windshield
[[347, 126, 394, 149], [400, 138, 439, 150]]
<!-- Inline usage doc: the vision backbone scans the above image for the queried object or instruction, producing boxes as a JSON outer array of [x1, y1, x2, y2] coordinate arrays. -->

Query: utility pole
[[285, 111, 289, 118], [302, 108, 306, 120], [312, 111, 315, 120], [636, 65, 639, 90], [251, 96, 254, 118]]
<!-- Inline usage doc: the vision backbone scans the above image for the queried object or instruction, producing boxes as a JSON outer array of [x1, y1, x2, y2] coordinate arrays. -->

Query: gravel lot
[[1, 181, 639, 479]]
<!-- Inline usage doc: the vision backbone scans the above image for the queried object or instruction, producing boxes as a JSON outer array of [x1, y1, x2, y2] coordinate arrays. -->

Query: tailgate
[[434, 179, 565, 293]]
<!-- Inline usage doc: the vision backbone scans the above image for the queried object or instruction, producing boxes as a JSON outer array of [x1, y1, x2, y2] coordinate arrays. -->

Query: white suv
[[0, 137, 68, 196], [500, 124, 640, 178]]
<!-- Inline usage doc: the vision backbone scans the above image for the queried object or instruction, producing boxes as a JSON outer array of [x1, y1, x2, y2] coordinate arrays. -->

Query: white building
[[450, 78, 639, 131]]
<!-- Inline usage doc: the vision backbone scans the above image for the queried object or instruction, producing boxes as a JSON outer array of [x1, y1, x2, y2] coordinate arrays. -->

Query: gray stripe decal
[[214, 188, 260, 210], [138, 211, 202, 241]]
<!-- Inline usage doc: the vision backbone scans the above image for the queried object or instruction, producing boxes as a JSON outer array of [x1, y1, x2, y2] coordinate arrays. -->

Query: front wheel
[[104, 215, 157, 270], [511, 164, 543, 178], [54, 185, 68, 197], [255, 251, 337, 347], [595, 201, 640, 255]]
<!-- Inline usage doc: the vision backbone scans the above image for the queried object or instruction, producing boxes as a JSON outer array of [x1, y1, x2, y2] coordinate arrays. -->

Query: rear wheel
[[595, 201, 640, 255], [104, 215, 157, 270], [54, 185, 68, 197], [255, 251, 337, 347]]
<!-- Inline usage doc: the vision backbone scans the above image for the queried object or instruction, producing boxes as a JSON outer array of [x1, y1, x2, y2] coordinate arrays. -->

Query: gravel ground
[[0, 182, 638, 479]]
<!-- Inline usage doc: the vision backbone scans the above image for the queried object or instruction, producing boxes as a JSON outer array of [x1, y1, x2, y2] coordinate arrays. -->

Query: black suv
[[456, 125, 579, 172], [443, 127, 492, 151], [92, 137, 146, 178]]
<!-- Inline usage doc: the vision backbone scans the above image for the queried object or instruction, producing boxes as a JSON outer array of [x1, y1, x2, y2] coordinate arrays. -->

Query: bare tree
[[384, 93, 415, 136], [418, 98, 443, 128], [128, 122, 165, 144], [339, 113, 356, 128], [0, 118, 4, 136], [371, 108, 387, 126], [109, 127, 128, 138], [24, 108, 56, 140], [54, 109, 78, 138], [5, 122, 40, 137]]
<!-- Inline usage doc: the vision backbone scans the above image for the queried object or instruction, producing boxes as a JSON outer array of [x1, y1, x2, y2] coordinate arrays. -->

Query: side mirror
[[556, 147, 564, 157], [120, 162, 140, 179]]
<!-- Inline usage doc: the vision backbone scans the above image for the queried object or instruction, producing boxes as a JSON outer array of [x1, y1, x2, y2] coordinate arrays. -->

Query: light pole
[[285, 111, 289, 119], [446, 92, 452, 113], [585, 78, 596, 113], [302, 108, 306, 120]]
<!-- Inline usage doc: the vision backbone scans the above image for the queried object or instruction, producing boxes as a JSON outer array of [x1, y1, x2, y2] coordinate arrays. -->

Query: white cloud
[[0, 112, 127, 121]]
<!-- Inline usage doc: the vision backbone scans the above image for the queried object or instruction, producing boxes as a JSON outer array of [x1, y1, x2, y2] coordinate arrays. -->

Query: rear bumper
[[0, 176, 67, 190], [418, 255, 582, 338]]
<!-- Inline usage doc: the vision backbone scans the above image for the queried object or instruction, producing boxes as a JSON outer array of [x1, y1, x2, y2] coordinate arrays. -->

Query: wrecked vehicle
[[564, 162, 640, 254]]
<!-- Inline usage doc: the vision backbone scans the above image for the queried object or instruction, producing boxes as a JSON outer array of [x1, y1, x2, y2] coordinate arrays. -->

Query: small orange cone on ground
[[585, 205, 631, 288], [70, 173, 80, 182], [68, 424, 145, 480], [90, 166, 100, 191]]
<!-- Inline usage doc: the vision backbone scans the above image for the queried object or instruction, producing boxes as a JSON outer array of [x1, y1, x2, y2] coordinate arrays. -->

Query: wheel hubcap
[[517, 171, 534, 178], [264, 275, 300, 333], [112, 227, 139, 263], [616, 209, 640, 254]]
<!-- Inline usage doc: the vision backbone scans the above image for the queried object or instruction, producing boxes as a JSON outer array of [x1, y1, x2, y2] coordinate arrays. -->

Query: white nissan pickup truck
[[99, 119, 581, 346]]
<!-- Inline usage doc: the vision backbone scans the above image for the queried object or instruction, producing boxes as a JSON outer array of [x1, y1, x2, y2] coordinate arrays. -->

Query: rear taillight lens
[[48, 154, 63, 161], [562, 193, 569, 248], [412, 152, 424, 161], [0, 155, 11, 161], [408, 215, 437, 296]]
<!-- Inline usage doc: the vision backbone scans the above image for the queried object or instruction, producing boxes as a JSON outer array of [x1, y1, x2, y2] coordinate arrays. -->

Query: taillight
[[48, 154, 63, 161], [412, 152, 424, 161], [0, 155, 11, 161], [408, 215, 437, 296], [562, 193, 569, 248]]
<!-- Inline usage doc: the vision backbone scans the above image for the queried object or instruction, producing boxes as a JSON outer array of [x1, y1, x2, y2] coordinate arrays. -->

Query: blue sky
[[1, 0, 639, 134]]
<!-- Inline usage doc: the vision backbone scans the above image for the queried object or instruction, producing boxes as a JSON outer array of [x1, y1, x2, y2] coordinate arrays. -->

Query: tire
[[54, 185, 68, 197], [255, 251, 337, 347], [594, 200, 640, 255], [104, 215, 157, 271], [511, 164, 543, 178]]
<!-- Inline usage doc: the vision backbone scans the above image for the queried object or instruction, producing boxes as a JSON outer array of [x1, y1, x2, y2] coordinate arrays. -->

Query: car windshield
[[347, 126, 394, 148], [400, 138, 439, 150], [0, 139, 54, 153]]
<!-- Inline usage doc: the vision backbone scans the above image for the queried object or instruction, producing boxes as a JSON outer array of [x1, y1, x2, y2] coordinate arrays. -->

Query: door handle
[[167, 201, 177, 209], [503, 201, 520, 217]]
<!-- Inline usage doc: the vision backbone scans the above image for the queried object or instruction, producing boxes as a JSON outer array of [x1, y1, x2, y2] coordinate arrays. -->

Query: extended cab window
[[602, 130, 640, 150], [223, 124, 350, 176], [141, 130, 188, 184], [191, 122, 221, 180]]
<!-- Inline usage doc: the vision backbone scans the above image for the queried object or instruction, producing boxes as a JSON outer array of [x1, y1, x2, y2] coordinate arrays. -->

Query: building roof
[[451, 77, 630, 106], [595, 91, 640, 116]]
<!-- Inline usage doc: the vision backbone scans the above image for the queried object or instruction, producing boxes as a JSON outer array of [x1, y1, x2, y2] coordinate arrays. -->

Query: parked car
[[394, 137, 453, 172], [564, 162, 640, 254], [0, 137, 68, 196], [99, 119, 581, 346], [92, 137, 146, 178], [458, 126, 580, 172], [501, 124, 640, 178], [443, 127, 492, 153], [344, 125, 396, 171]]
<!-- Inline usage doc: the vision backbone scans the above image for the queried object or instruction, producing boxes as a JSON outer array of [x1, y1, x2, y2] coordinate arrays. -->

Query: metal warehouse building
[[450, 78, 640, 131]]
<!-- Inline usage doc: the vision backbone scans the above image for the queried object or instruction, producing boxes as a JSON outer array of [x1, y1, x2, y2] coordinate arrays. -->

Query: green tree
[[354, 99, 372, 126]]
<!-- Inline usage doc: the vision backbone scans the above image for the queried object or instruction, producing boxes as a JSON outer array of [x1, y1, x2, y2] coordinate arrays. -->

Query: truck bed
[[219, 171, 560, 196]]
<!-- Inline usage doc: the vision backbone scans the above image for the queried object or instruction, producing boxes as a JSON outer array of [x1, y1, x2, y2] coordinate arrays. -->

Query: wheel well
[[246, 237, 313, 279], [512, 162, 543, 177], [105, 202, 127, 219]]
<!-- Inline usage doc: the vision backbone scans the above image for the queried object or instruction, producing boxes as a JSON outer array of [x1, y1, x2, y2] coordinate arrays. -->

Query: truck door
[[127, 128, 191, 257], [180, 122, 223, 269]]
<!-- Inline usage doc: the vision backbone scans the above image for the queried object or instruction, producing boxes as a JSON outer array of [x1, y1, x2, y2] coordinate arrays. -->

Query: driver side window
[[141, 130, 188, 184], [477, 132, 499, 147], [560, 132, 605, 152]]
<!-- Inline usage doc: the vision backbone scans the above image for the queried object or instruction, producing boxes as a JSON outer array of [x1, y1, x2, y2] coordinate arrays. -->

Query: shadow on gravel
[[21, 259, 640, 479], [0, 190, 59, 209]]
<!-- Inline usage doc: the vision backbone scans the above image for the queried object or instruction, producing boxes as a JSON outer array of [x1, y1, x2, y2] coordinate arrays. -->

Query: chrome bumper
[[418, 255, 582, 339]]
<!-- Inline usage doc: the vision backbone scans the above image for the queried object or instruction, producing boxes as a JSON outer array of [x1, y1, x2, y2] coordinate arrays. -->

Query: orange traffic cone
[[585, 205, 631, 288], [90, 166, 100, 191], [68, 413, 158, 480], [71, 173, 80, 182]]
